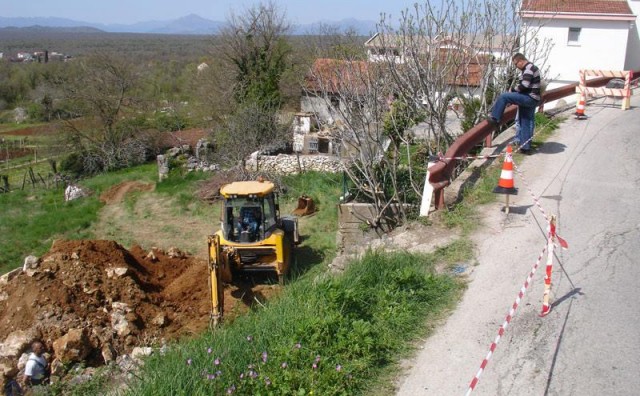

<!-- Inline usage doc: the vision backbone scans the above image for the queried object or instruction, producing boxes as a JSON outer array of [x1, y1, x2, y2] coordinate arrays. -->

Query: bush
[[153, 112, 189, 132], [59, 152, 86, 177]]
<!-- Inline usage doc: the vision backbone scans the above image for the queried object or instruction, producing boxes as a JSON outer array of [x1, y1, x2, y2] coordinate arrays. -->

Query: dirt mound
[[100, 181, 155, 204], [0, 239, 279, 380]]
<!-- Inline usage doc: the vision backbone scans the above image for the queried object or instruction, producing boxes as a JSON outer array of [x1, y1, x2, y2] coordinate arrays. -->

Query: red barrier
[[429, 70, 640, 209]]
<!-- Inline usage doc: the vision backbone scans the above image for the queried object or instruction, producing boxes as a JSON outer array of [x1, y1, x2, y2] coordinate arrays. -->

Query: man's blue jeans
[[491, 92, 539, 150]]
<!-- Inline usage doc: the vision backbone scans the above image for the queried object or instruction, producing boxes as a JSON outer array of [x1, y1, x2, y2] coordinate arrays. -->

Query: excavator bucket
[[292, 195, 316, 216]]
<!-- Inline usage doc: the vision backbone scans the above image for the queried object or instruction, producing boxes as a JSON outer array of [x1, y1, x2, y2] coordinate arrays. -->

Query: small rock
[[131, 347, 153, 360], [167, 247, 184, 258], [116, 354, 137, 372], [145, 250, 158, 261], [52, 328, 90, 363], [0, 269, 20, 287], [101, 345, 115, 363], [152, 313, 167, 328], [50, 358, 66, 377], [22, 255, 39, 272], [110, 311, 131, 337], [0, 291, 8, 302], [106, 267, 129, 278], [17, 352, 29, 370], [0, 328, 37, 359]]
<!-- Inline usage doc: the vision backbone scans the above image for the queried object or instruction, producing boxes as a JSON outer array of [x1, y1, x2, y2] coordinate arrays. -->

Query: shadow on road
[[551, 287, 583, 309], [503, 204, 533, 215], [537, 141, 567, 154], [545, 294, 578, 395]]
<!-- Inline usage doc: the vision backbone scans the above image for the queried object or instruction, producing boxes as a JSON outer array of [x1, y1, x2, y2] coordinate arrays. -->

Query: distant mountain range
[[0, 14, 379, 36]]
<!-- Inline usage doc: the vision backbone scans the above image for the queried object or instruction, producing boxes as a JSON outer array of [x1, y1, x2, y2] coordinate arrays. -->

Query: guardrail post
[[484, 132, 492, 148]]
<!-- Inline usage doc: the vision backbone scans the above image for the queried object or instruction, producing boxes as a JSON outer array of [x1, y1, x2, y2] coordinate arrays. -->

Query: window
[[568, 27, 581, 45]]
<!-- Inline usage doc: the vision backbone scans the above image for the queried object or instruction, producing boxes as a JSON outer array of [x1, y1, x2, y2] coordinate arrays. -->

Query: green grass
[[0, 121, 48, 133], [128, 247, 466, 396], [0, 164, 160, 273], [0, 185, 101, 272], [280, 171, 343, 270]]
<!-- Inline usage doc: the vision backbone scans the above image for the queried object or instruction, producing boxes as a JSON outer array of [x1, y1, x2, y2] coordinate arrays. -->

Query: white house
[[520, 0, 638, 97]]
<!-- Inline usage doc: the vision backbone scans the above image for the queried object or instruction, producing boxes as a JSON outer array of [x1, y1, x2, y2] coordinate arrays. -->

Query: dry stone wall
[[246, 154, 343, 174]]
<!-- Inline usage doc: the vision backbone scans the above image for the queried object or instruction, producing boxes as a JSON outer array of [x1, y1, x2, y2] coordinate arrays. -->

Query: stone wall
[[246, 153, 343, 174]]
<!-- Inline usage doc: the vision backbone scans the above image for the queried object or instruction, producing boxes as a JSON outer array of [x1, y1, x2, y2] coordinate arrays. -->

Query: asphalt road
[[396, 93, 640, 396]]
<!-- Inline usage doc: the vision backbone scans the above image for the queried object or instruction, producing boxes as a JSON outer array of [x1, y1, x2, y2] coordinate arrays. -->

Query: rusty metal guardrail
[[429, 70, 640, 209]]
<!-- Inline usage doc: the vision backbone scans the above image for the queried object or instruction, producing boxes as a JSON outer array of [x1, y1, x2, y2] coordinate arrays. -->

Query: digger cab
[[220, 180, 279, 243]]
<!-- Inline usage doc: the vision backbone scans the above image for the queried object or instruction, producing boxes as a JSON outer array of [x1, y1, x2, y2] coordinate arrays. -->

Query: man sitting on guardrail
[[488, 53, 541, 154]]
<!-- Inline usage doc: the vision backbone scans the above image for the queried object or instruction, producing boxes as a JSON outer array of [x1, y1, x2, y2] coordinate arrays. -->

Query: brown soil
[[0, 148, 31, 161], [0, 240, 279, 366], [0, 124, 60, 137], [99, 181, 156, 204]]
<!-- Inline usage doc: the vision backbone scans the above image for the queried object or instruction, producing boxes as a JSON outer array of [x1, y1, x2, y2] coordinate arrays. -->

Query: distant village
[[0, 50, 72, 62]]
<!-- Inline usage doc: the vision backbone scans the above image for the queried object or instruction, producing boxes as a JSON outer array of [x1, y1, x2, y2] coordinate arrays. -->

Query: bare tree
[[303, 58, 410, 228], [213, 101, 290, 169], [302, 0, 552, 228], [55, 52, 147, 173]]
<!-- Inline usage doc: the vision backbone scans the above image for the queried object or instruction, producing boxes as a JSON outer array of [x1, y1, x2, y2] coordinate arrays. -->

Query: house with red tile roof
[[520, 0, 638, 100]]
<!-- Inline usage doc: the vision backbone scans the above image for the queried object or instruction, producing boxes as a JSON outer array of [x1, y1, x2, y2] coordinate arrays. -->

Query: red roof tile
[[522, 0, 633, 15], [304, 59, 371, 94]]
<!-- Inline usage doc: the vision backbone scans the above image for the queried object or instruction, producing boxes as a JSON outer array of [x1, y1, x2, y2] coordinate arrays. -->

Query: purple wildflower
[[247, 364, 255, 369], [281, 362, 288, 369], [249, 370, 258, 379], [312, 363, 318, 370], [336, 364, 342, 372], [315, 355, 321, 363], [214, 357, 221, 365], [207, 374, 216, 380], [186, 358, 193, 366], [261, 351, 268, 363], [239, 373, 244, 379], [226, 385, 236, 394], [294, 342, 301, 349], [216, 370, 222, 376], [207, 347, 212, 354], [246, 335, 253, 342], [265, 377, 272, 386]]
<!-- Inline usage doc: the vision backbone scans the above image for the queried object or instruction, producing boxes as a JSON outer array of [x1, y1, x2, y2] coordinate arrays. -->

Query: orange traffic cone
[[493, 145, 518, 213], [493, 145, 518, 194], [575, 95, 587, 120]]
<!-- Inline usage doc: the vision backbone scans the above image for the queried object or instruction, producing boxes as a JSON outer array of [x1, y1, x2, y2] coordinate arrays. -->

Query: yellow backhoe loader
[[207, 179, 299, 325]]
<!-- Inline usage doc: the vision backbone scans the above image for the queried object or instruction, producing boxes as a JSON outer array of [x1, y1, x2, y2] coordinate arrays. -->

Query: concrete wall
[[336, 203, 404, 254], [523, 18, 632, 84]]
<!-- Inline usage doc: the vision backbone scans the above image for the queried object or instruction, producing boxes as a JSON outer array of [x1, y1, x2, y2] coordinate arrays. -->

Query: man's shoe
[[486, 117, 498, 126]]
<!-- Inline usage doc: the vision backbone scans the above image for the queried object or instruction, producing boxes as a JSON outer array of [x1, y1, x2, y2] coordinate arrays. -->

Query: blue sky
[[3, 0, 416, 25]]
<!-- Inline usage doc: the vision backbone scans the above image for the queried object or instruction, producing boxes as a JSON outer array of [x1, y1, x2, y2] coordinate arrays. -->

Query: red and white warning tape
[[512, 160, 568, 248], [464, 244, 548, 396], [434, 152, 504, 162]]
